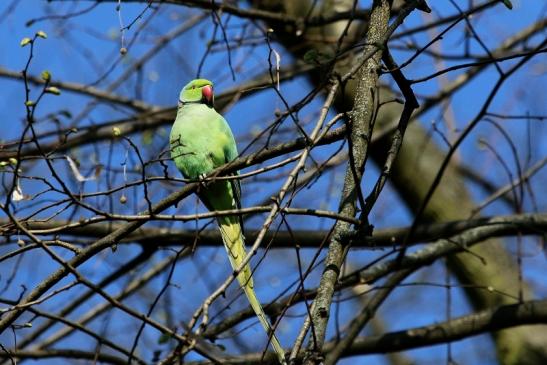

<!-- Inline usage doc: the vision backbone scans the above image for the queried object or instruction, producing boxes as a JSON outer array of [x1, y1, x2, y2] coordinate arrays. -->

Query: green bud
[[9, 158, 18, 165], [112, 127, 122, 136], [20, 37, 32, 47], [45, 86, 61, 95], [41, 70, 51, 82], [36, 30, 48, 39], [25, 100, 35, 107]]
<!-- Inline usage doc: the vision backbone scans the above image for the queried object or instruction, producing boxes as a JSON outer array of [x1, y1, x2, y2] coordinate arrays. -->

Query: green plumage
[[170, 79, 286, 365]]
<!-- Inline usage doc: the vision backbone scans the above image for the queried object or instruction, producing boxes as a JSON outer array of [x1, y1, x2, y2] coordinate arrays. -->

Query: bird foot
[[198, 173, 210, 188]]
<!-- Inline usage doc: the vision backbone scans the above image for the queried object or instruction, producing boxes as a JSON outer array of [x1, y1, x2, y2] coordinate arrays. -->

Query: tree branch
[[183, 299, 547, 365]]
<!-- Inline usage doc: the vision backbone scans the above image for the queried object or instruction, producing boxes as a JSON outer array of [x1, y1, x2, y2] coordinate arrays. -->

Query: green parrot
[[170, 79, 286, 365]]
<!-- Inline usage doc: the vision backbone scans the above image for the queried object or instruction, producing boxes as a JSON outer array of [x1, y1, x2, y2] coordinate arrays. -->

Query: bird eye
[[191, 85, 195, 89]]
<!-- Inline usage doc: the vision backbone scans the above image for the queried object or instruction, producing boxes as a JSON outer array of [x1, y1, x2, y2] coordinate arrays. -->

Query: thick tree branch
[[183, 299, 547, 365], [2, 213, 544, 250], [0, 349, 131, 365], [301, 2, 398, 362]]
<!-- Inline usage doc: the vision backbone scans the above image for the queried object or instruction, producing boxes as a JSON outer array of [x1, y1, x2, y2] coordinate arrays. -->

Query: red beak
[[202, 85, 214, 107]]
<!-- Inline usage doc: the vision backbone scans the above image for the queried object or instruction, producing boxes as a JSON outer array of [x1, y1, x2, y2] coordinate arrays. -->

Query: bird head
[[178, 79, 214, 108]]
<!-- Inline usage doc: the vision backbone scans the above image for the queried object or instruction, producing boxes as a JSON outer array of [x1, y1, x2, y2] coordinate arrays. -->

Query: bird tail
[[218, 217, 287, 365]]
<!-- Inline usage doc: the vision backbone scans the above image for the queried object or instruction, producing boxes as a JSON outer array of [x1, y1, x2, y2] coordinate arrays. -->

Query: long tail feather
[[218, 217, 287, 365]]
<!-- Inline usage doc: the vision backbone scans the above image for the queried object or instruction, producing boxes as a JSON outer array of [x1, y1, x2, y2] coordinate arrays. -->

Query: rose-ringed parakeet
[[170, 79, 286, 365]]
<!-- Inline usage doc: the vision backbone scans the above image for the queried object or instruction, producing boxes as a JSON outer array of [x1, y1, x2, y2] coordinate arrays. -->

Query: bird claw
[[198, 173, 210, 188]]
